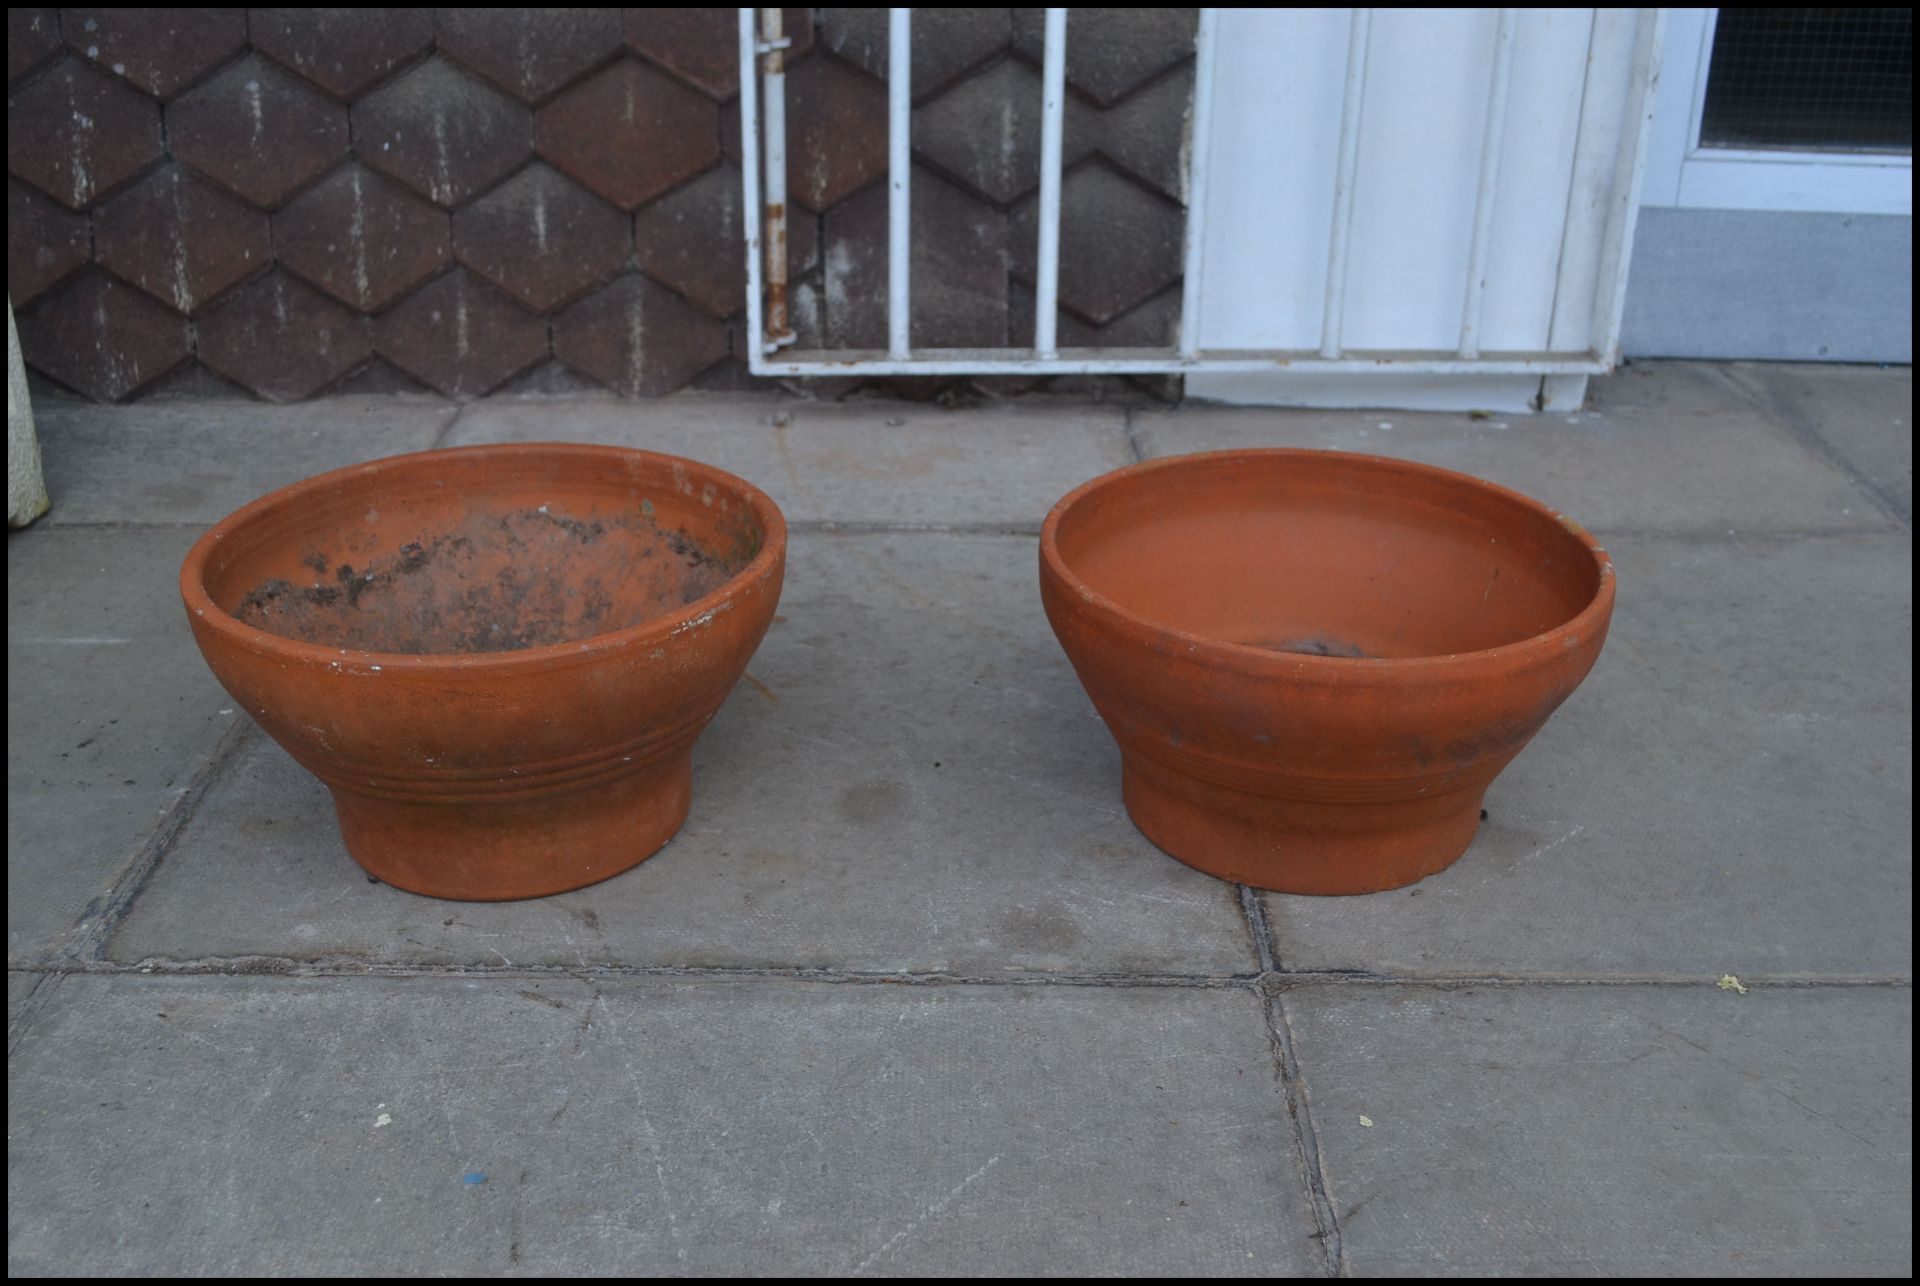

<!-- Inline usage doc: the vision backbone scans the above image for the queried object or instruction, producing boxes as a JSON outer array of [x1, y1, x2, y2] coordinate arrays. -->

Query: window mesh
[[1699, 7, 1912, 153]]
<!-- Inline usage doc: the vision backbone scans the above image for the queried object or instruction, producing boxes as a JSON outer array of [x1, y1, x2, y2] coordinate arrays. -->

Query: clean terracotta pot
[[181, 443, 786, 901], [1040, 449, 1615, 895]]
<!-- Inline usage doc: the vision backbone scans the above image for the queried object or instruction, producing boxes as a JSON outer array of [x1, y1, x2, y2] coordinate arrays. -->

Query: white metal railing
[[737, 7, 1661, 378]]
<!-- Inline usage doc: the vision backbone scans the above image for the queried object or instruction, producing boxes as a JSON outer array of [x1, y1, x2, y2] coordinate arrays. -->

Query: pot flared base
[[1120, 750, 1484, 895], [330, 751, 692, 901]]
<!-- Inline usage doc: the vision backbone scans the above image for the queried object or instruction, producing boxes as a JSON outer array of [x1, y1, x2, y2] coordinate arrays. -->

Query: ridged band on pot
[[181, 444, 787, 901], [1039, 449, 1615, 895]]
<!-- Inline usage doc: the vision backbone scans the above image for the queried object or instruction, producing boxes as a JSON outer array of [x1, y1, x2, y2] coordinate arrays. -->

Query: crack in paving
[[1713, 364, 1912, 531]]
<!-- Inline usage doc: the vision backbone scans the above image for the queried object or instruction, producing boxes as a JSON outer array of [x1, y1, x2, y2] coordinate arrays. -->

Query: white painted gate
[[737, 8, 1666, 409]]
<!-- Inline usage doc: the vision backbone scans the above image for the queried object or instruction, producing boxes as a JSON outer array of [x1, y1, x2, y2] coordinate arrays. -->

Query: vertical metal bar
[[1177, 9, 1219, 359], [1459, 7, 1518, 359], [738, 8, 765, 370], [887, 8, 912, 359], [1591, 7, 1668, 365], [761, 8, 792, 347], [1033, 7, 1068, 358], [1319, 8, 1372, 360]]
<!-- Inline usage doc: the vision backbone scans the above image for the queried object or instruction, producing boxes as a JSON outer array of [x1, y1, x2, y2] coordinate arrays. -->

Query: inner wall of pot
[[1055, 454, 1602, 660], [199, 453, 767, 655]]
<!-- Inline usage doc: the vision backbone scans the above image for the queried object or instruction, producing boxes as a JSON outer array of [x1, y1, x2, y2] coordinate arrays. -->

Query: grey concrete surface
[[1286, 983, 1913, 1276], [109, 531, 1253, 976], [7, 361, 1912, 1275], [7, 527, 237, 961], [1720, 361, 1914, 524], [32, 397, 455, 526], [1138, 386, 1883, 537], [7, 975, 1317, 1276], [446, 396, 1134, 528], [1263, 529, 1914, 979]]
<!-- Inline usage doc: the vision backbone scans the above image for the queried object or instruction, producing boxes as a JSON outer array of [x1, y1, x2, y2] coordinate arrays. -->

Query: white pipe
[[1033, 7, 1068, 358], [738, 8, 765, 369], [887, 8, 912, 359], [1459, 8, 1517, 359], [760, 8, 792, 347], [1320, 8, 1372, 360], [1177, 9, 1219, 359]]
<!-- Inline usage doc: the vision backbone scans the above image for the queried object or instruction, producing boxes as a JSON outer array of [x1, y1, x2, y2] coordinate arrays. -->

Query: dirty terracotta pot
[[1040, 449, 1615, 895], [181, 443, 786, 901]]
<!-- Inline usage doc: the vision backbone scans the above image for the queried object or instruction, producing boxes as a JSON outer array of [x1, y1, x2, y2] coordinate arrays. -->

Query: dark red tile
[[1012, 8, 1197, 107], [17, 271, 189, 399], [820, 166, 1006, 348], [6, 58, 162, 209], [195, 270, 372, 401], [273, 164, 449, 311], [820, 8, 1010, 100], [9, 9, 63, 84], [92, 164, 268, 314], [61, 8, 245, 99], [251, 7, 433, 100], [781, 54, 889, 210], [373, 268, 549, 398], [554, 272, 728, 395], [634, 161, 816, 319], [537, 58, 719, 211], [7, 178, 90, 304], [453, 162, 629, 313], [1010, 162, 1182, 325], [627, 7, 812, 100], [437, 9, 623, 105], [166, 54, 348, 208], [353, 57, 533, 208]]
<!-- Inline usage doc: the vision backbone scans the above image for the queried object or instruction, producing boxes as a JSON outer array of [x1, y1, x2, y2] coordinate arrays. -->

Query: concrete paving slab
[[7, 975, 1318, 1276], [7, 527, 238, 962], [109, 531, 1255, 976], [1265, 530, 1913, 979], [33, 398, 455, 527], [1137, 394, 1883, 537], [1286, 983, 1913, 1276], [1722, 361, 1913, 524], [445, 394, 1134, 528], [1584, 359, 1761, 419]]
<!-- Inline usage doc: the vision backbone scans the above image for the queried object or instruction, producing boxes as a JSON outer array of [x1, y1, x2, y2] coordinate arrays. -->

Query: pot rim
[[1039, 447, 1615, 677], [180, 442, 788, 674]]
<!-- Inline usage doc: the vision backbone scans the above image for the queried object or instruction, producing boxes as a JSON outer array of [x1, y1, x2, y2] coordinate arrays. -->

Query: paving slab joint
[[1711, 364, 1912, 530], [1260, 987, 1350, 1276], [60, 718, 257, 963], [1122, 405, 1149, 463]]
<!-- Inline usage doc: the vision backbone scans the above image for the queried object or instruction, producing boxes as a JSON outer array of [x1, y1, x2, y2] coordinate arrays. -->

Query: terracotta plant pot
[[1040, 449, 1615, 895], [181, 444, 786, 901]]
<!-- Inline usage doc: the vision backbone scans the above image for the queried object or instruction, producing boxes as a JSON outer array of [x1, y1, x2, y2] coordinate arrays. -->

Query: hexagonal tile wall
[[167, 55, 348, 208], [354, 57, 534, 207], [537, 59, 719, 211], [7, 58, 162, 210], [274, 165, 450, 313], [8, 9, 64, 84], [453, 162, 630, 313], [61, 8, 246, 100], [250, 8, 434, 101], [7, 177, 90, 304], [555, 273, 730, 396], [17, 271, 188, 400], [92, 165, 268, 315], [437, 9, 624, 105], [195, 271, 372, 402], [7, 9, 1194, 399], [374, 268, 550, 399]]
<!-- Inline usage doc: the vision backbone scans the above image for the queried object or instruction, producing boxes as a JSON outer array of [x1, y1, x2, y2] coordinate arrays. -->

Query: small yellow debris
[[1716, 975, 1748, 994], [1358, 1115, 1374, 1128], [374, 1112, 393, 1128]]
